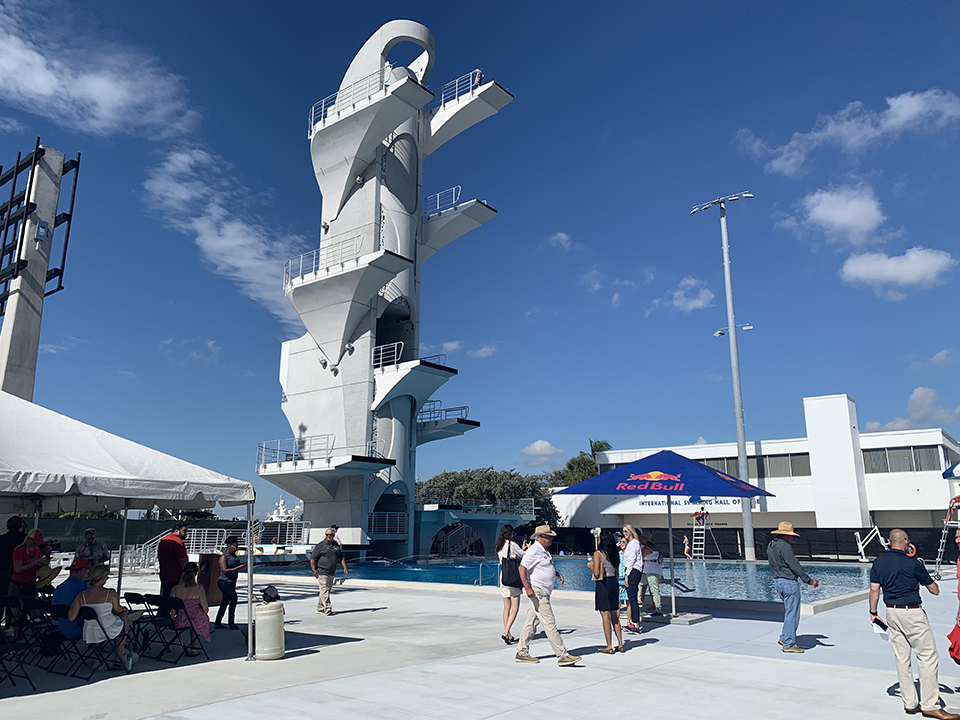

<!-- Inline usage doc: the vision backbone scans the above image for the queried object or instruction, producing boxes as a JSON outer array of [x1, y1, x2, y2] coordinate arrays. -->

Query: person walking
[[515, 525, 581, 667], [310, 527, 348, 615], [214, 536, 246, 630], [621, 524, 643, 633], [767, 521, 818, 653], [158, 522, 189, 597], [495, 524, 527, 644], [589, 531, 624, 654], [639, 530, 664, 616], [871, 529, 959, 719]]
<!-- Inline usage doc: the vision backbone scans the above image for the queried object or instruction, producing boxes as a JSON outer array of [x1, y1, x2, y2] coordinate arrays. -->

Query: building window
[[887, 447, 915, 473], [863, 449, 889, 474], [789, 453, 812, 476], [766, 455, 792, 478], [862, 445, 943, 474], [914, 446, 941, 472]]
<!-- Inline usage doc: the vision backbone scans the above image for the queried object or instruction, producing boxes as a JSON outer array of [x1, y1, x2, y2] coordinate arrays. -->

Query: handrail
[[257, 436, 385, 466], [308, 64, 392, 136], [418, 404, 468, 423], [367, 512, 409, 535], [425, 69, 483, 112], [423, 185, 461, 216], [417, 497, 535, 516], [373, 341, 403, 369], [418, 353, 447, 366], [283, 235, 362, 290], [474, 560, 495, 586]]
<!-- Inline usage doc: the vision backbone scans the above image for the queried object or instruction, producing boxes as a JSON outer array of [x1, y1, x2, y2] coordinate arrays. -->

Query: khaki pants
[[316, 573, 335, 613], [886, 607, 940, 711], [517, 588, 566, 658]]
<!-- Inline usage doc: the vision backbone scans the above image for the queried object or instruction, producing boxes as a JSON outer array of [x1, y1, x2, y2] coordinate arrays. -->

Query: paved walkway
[[3, 570, 960, 719]]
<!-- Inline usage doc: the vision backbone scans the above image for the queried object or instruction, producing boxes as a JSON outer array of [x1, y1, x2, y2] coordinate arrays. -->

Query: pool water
[[269, 558, 873, 602]]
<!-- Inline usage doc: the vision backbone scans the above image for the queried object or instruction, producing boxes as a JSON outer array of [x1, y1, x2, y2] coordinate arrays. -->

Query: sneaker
[[777, 638, 783, 646], [782, 645, 804, 653], [124, 651, 139, 671], [515, 652, 539, 664], [214, 622, 226, 630], [324, 610, 335, 616], [558, 653, 581, 667]]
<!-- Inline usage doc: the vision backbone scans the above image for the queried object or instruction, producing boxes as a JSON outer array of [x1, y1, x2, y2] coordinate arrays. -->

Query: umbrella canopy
[[555, 450, 774, 499], [945, 463, 960, 481]]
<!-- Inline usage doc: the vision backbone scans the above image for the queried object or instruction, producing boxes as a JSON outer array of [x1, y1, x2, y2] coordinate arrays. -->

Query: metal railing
[[373, 341, 404, 369], [474, 561, 496, 586], [438, 523, 481, 555], [417, 497, 535, 516], [367, 512, 409, 535], [423, 185, 461, 216], [419, 353, 447, 366], [424, 69, 483, 112], [308, 65, 392, 136], [258, 435, 385, 466], [283, 236, 362, 290], [257, 521, 311, 546], [127, 528, 231, 570], [417, 403, 469, 423]]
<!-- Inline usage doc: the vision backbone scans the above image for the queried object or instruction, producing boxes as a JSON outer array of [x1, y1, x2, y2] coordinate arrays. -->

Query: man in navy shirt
[[51, 558, 91, 639], [870, 529, 959, 720]]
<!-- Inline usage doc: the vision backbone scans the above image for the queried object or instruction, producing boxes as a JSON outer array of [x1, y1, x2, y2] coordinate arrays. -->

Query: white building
[[554, 394, 960, 531]]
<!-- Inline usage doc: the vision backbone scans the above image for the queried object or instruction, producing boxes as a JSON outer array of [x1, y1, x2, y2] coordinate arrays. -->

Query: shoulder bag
[[500, 543, 523, 588]]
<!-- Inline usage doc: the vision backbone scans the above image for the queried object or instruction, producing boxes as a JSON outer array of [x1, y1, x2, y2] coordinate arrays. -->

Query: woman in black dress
[[588, 531, 624, 654], [214, 536, 246, 629]]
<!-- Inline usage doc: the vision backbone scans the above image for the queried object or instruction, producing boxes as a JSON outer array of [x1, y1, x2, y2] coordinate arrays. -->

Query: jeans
[[626, 569, 642, 623], [215, 580, 238, 626], [774, 577, 801, 648]]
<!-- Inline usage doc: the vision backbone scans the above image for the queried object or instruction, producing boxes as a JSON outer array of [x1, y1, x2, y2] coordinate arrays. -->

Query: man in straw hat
[[767, 521, 818, 653], [870, 529, 958, 719], [515, 525, 581, 666]]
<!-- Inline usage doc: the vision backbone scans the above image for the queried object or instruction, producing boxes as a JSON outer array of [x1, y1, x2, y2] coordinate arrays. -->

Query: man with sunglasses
[[310, 528, 348, 615]]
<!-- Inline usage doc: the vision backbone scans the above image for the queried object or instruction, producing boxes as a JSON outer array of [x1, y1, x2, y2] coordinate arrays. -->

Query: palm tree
[[589, 439, 612, 460]]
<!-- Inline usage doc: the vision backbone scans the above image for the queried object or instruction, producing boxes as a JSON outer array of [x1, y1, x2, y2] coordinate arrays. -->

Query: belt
[[886, 604, 922, 609]]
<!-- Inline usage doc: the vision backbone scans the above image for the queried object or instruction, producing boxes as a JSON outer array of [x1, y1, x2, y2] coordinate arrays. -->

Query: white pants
[[517, 588, 566, 658], [886, 607, 940, 711]]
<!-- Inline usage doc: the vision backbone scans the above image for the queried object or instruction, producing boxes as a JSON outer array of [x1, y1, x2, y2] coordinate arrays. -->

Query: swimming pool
[[268, 558, 874, 602]]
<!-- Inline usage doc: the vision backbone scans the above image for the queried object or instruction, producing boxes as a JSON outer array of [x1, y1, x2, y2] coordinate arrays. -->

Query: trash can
[[198, 554, 222, 606], [254, 601, 285, 660]]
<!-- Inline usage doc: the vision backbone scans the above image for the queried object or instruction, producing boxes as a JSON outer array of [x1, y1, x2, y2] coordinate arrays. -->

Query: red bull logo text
[[617, 471, 683, 492]]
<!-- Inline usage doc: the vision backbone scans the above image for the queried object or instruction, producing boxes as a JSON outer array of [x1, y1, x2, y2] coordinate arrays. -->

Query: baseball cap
[[69, 557, 91, 571], [28, 529, 44, 543]]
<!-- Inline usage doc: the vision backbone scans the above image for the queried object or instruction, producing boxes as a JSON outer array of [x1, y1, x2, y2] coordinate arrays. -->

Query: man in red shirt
[[157, 522, 189, 596]]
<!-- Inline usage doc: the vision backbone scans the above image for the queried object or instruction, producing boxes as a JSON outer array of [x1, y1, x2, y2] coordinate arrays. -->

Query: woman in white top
[[622, 524, 643, 633], [67, 564, 137, 670], [495, 524, 528, 644]]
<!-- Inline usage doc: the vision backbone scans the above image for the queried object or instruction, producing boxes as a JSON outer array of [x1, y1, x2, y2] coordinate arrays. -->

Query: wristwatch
[[870, 611, 878, 616]]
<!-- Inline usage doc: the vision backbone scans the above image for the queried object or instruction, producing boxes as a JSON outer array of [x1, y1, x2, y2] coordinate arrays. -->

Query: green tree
[[552, 438, 612, 487], [416, 467, 559, 526]]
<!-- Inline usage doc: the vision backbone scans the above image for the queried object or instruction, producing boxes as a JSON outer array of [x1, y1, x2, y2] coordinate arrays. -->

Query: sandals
[[617, 645, 626, 653], [598, 647, 616, 654], [502, 634, 519, 645]]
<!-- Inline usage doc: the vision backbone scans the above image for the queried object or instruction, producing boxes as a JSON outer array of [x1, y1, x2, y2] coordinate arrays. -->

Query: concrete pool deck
[[3, 569, 960, 719]]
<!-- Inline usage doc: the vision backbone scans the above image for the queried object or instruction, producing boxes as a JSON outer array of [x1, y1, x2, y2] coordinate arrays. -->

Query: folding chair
[[70, 606, 129, 680], [123, 592, 158, 656], [165, 596, 210, 662], [41, 605, 87, 676], [0, 629, 36, 691], [144, 594, 188, 663], [18, 596, 55, 665]]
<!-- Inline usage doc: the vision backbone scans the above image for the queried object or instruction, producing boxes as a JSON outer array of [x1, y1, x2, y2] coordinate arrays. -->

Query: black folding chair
[[0, 629, 36, 691], [144, 594, 188, 663], [41, 605, 86, 675], [18, 596, 55, 665], [70, 606, 129, 680], [165, 596, 210, 662], [123, 592, 158, 656]]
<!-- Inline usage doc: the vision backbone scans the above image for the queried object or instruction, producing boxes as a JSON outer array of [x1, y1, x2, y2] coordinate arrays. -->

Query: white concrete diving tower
[[257, 20, 512, 557]]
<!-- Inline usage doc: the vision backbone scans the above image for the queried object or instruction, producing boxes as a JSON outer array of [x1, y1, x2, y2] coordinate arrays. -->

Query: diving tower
[[257, 20, 512, 557]]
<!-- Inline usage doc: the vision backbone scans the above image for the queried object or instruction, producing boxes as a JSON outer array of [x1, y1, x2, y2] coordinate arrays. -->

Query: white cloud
[[159, 337, 222, 364], [912, 349, 957, 369], [0, 116, 23, 133], [642, 267, 656, 285], [38, 336, 85, 354], [521, 440, 565, 456], [144, 148, 308, 331], [800, 186, 886, 246], [865, 386, 960, 431], [613, 278, 636, 287], [468, 344, 496, 358], [441, 340, 462, 352], [841, 246, 956, 300], [695, 436, 709, 445], [545, 231, 580, 253], [705, 374, 723, 383], [0, 3, 197, 138], [611, 292, 621, 308], [648, 276, 714, 316], [580, 269, 603, 293], [738, 89, 960, 177]]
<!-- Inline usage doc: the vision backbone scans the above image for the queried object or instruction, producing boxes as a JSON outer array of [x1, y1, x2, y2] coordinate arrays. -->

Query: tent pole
[[117, 502, 129, 597], [34, 498, 41, 530], [667, 495, 677, 618], [246, 500, 255, 661]]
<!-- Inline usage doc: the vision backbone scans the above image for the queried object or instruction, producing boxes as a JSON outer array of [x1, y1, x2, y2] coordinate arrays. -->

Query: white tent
[[0, 391, 257, 659]]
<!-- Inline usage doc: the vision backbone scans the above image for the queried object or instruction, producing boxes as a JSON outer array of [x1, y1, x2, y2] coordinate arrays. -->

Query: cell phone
[[872, 616, 888, 632]]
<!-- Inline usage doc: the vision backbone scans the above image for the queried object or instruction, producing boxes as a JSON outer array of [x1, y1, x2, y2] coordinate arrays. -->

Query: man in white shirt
[[515, 525, 581, 666]]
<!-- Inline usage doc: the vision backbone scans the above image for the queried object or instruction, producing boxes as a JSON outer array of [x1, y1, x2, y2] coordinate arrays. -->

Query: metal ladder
[[692, 526, 706, 559]]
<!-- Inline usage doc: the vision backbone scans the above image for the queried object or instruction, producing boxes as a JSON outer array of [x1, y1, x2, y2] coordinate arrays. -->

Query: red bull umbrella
[[555, 450, 774, 617]]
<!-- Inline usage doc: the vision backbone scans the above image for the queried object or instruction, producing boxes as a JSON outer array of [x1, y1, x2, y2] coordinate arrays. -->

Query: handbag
[[591, 551, 605, 582], [500, 543, 523, 588]]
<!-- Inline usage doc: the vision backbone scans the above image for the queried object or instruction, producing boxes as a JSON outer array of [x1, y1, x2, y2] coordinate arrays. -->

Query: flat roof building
[[553, 394, 960, 531]]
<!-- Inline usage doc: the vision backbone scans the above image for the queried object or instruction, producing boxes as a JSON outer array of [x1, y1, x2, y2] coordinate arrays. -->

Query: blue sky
[[1, 1, 957, 513]]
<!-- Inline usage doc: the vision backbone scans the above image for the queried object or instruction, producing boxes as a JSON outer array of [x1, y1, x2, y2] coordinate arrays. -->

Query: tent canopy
[[0, 391, 254, 514]]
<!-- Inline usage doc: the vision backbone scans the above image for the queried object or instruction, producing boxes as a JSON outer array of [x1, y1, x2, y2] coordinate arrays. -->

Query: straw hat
[[532, 524, 557, 538], [771, 521, 800, 537]]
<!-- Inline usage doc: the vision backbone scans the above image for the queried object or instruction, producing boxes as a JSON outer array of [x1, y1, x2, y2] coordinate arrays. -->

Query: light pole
[[691, 191, 756, 560]]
